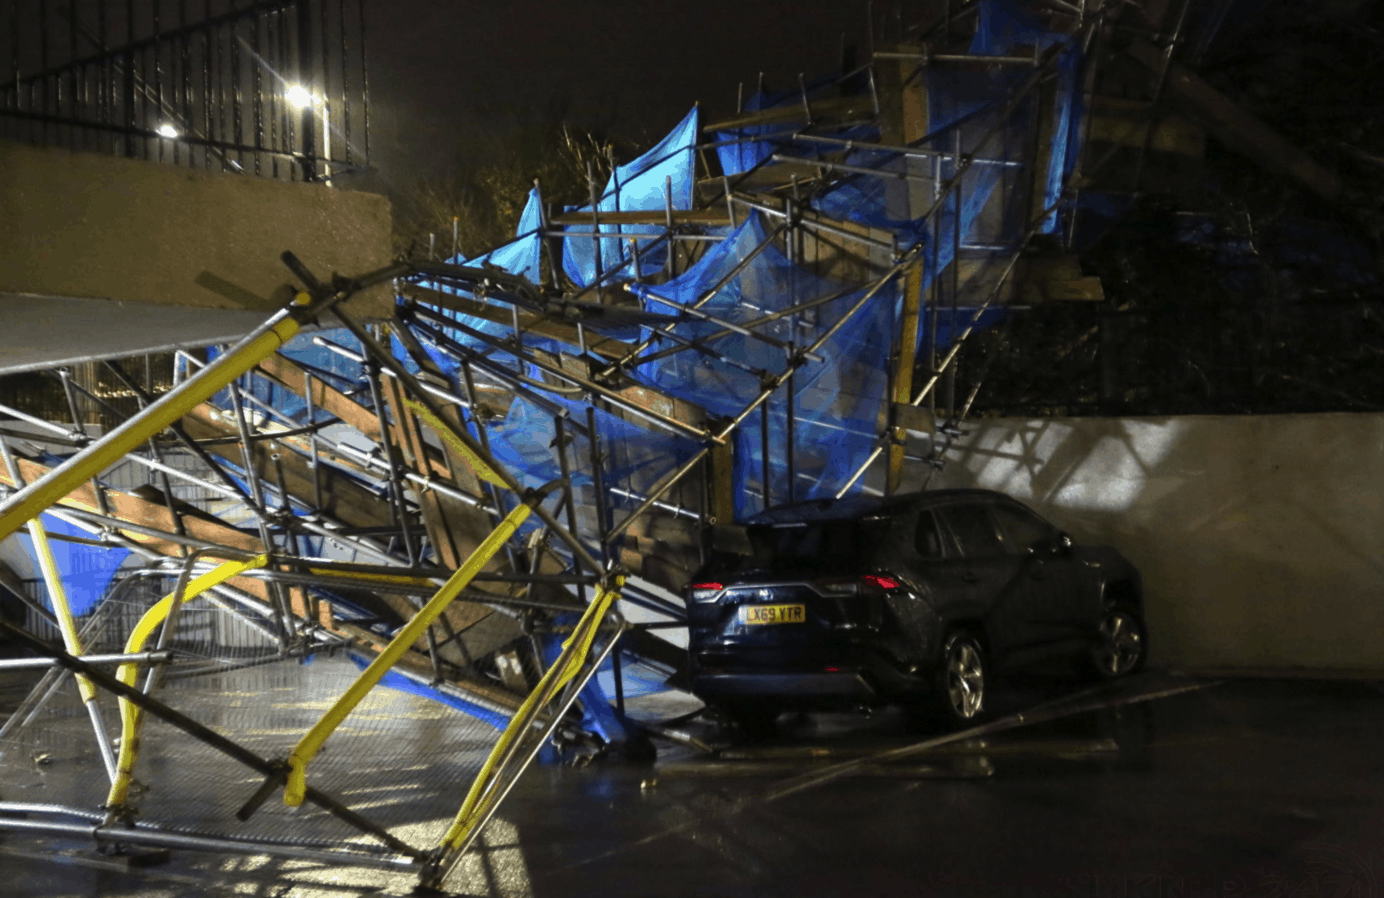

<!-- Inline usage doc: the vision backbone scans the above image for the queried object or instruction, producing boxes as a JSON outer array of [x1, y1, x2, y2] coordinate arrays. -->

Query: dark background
[[357, 0, 869, 195]]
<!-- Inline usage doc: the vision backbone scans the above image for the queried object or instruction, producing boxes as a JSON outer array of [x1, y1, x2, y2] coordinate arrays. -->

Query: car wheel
[[1085, 606, 1147, 679], [936, 631, 987, 724]]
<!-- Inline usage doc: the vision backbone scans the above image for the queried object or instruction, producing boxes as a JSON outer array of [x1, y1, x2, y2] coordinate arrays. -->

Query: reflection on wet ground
[[2, 661, 1382, 897]]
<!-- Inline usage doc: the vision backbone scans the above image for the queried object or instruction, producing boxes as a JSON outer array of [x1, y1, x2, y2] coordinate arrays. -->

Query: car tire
[[935, 631, 988, 725], [1082, 605, 1147, 680]]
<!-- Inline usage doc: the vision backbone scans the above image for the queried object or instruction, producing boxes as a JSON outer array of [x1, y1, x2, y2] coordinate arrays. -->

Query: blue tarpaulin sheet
[[458, 187, 544, 285], [563, 107, 699, 288], [16, 513, 130, 617]]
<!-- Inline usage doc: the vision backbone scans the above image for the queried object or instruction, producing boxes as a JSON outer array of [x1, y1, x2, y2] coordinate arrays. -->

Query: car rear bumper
[[692, 670, 878, 701]]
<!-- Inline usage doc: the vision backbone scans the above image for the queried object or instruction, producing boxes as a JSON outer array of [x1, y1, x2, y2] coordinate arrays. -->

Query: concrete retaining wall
[[0, 139, 393, 360], [924, 413, 1384, 672]]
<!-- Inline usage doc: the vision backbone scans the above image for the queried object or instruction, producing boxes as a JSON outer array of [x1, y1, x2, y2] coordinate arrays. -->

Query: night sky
[[356, 0, 869, 197]]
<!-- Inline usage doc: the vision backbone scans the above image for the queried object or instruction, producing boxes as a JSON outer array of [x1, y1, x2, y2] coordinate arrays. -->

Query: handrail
[[105, 553, 270, 812]]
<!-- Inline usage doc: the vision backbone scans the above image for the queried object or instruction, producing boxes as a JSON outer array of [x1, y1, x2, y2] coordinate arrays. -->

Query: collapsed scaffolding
[[0, 0, 1127, 888]]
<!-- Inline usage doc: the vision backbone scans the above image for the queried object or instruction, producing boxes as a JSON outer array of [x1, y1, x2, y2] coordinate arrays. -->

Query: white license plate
[[740, 604, 806, 626]]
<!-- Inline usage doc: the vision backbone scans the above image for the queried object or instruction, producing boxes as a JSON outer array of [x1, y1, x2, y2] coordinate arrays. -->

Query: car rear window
[[716, 518, 884, 576]]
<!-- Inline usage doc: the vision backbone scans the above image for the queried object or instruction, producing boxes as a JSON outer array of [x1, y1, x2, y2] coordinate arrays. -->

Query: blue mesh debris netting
[[16, 512, 130, 617], [965, 0, 1086, 233], [405, 310, 704, 556], [458, 187, 544, 286], [714, 89, 786, 176], [400, 0, 1099, 525], [630, 213, 894, 519], [562, 107, 699, 288]]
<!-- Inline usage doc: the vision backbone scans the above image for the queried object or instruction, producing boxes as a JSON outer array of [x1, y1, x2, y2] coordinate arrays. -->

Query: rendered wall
[[0, 139, 393, 319], [926, 413, 1384, 672]]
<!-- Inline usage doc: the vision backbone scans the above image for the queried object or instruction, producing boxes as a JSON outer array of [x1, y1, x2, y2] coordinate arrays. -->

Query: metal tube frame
[[409, 310, 716, 444], [227, 382, 297, 644], [0, 650, 174, 671], [428, 610, 626, 886], [328, 304, 603, 577]]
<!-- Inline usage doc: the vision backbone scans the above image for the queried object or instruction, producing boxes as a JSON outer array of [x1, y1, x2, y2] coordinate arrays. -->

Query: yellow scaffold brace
[[105, 554, 270, 813], [436, 574, 622, 856], [277, 483, 560, 809], [399, 395, 508, 489], [29, 514, 119, 782]]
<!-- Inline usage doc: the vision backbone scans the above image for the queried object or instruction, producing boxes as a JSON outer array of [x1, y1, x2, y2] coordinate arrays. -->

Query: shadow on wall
[[921, 414, 1384, 671]]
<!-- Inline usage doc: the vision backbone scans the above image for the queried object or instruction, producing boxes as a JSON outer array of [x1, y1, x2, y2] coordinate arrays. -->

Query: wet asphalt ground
[[1, 666, 1382, 898]]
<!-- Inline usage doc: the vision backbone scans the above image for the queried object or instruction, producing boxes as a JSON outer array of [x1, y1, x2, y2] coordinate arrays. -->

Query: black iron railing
[[0, 0, 369, 182]]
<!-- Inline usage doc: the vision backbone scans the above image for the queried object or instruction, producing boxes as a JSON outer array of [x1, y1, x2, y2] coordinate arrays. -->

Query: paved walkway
[[2, 669, 1382, 897]]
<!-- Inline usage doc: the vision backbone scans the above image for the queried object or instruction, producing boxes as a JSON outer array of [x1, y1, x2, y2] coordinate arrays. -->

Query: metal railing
[[0, 0, 369, 182]]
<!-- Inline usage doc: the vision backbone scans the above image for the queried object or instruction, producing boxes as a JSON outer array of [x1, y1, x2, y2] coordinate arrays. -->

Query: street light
[[155, 123, 180, 139], [285, 84, 315, 111], [285, 84, 330, 183]]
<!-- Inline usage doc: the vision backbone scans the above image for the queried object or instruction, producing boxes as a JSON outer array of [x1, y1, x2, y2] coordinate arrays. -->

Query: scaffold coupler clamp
[[100, 800, 138, 830], [938, 421, 967, 438], [522, 478, 566, 509], [235, 759, 291, 822], [415, 846, 453, 893]]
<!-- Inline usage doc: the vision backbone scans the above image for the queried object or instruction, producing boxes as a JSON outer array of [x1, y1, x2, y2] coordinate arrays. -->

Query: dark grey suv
[[685, 489, 1146, 728]]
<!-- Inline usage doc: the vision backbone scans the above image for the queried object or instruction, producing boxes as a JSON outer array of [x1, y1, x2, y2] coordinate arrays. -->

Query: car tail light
[[687, 582, 724, 603], [862, 574, 900, 592]]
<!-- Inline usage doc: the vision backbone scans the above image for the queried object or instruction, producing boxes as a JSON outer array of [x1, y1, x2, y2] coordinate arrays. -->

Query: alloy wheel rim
[[1097, 613, 1143, 675], [946, 641, 984, 719]]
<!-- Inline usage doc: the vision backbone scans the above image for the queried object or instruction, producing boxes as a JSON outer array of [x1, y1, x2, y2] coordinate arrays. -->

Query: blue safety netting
[[712, 76, 841, 177], [14, 512, 131, 617], [561, 107, 699, 288], [964, 0, 1086, 233], [403, 310, 704, 558], [628, 213, 894, 519], [456, 187, 544, 286], [721, 0, 1085, 247], [714, 89, 789, 176], [411, 186, 580, 361], [966, 0, 1086, 233]]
